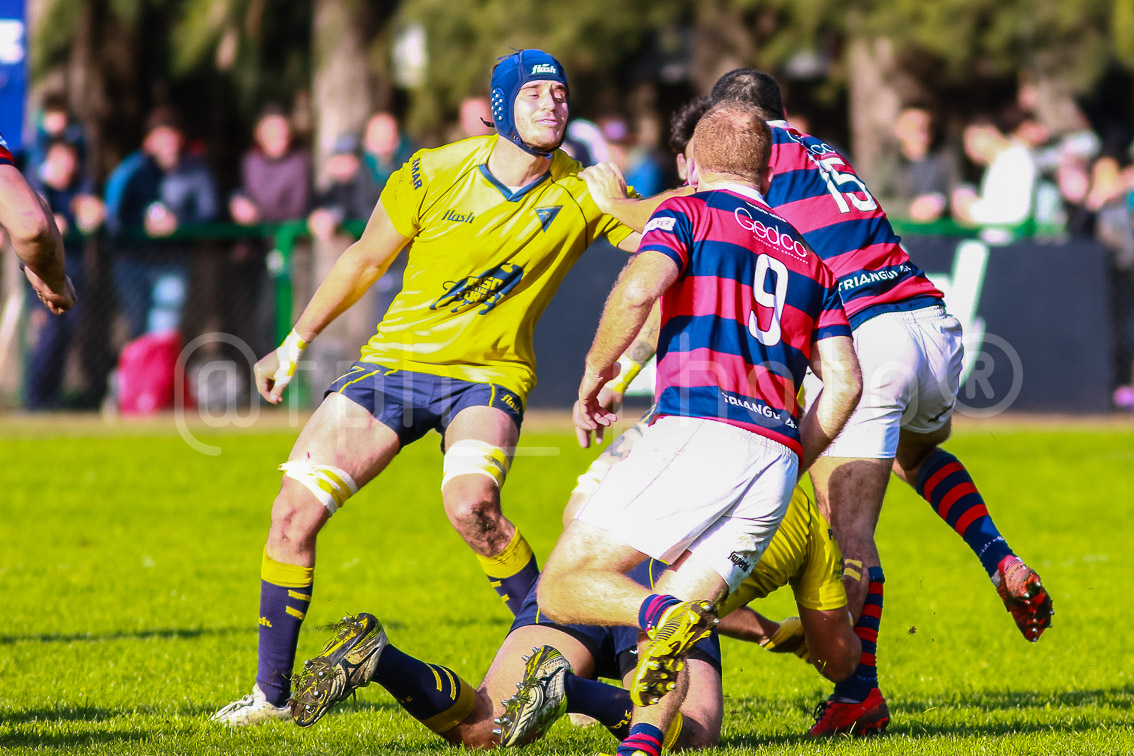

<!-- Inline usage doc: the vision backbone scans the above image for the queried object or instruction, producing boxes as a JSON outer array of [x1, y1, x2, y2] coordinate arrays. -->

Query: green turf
[[1, 420, 1132, 754]]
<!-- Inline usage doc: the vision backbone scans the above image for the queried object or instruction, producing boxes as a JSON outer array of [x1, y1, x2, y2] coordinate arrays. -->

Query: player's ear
[[675, 153, 688, 183], [758, 165, 773, 195], [685, 155, 699, 187]]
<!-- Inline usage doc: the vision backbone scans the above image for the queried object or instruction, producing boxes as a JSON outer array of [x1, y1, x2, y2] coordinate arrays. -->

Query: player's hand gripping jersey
[[765, 121, 943, 329], [639, 184, 850, 457], [365, 136, 634, 400]]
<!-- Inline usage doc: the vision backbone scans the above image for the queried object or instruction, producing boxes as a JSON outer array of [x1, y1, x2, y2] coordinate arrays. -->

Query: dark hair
[[668, 95, 712, 155], [145, 106, 183, 135], [41, 92, 69, 114], [709, 69, 787, 121], [44, 137, 79, 156], [256, 103, 289, 122]]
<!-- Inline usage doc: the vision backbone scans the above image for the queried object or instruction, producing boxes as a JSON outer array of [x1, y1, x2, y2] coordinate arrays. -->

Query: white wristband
[[272, 329, 308, 384]]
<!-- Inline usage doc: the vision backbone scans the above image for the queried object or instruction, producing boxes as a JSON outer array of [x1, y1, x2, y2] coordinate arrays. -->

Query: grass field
[[2, 414, 1132, 755]]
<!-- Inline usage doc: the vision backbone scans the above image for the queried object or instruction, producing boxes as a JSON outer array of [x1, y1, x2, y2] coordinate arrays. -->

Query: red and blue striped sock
[[915, 450, 1013, 577], [832, 566, 884, 702], [638, 594, 682, 634], [617, 722, 664, 756]]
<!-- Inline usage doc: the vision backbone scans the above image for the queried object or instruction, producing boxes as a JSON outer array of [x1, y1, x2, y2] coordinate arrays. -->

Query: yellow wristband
[[606, 354, 644, 394]]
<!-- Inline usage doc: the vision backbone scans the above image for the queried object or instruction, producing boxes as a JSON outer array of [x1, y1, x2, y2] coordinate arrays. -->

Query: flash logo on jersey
[[431, 263, 524, 315]]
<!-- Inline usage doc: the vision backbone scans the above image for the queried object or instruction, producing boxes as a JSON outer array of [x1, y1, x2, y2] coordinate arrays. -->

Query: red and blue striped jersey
[[639, 183, 850, 456], [0, 131, 13, 166], [765, 120, 943, 329]]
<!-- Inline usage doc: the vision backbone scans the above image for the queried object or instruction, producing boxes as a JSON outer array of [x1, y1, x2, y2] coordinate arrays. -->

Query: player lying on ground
[[211, 49, 640, 725], [289, 483, 866, 749]]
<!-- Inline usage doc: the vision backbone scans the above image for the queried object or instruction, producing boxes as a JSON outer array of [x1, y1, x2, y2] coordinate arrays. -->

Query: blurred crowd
[[867, 85, 1134, 406], [7, 81, 1134, 412]]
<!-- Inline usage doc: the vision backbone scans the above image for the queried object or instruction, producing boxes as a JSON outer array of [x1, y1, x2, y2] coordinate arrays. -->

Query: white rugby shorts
[[574, 415, 797, 592], [804, 305, 964, 459]]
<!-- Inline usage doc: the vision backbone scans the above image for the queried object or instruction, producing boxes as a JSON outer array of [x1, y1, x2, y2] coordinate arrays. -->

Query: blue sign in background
[[0, 0, 27, 152]]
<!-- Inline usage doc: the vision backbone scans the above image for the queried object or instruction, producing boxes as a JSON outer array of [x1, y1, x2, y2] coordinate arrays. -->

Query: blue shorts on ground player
[[509, 561, 722, 680], [327, 360, 525, 446]]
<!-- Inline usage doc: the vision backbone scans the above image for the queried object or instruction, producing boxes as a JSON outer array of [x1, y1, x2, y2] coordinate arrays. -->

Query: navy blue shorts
[[326, 361, 525, 446], [509, 561, 722, 681]]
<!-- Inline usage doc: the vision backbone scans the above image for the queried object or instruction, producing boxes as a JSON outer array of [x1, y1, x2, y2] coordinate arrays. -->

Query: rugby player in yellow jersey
[[211, 49, 640, 726]]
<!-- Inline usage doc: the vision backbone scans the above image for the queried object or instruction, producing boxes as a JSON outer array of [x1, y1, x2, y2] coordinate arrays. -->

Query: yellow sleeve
[[790, 518, 848, 612], [598, 214, 635, 248], [379, 151, 427, 238]]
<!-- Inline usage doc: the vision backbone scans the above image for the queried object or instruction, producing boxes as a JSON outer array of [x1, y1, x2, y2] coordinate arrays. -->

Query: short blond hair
[[690, 100, 771, 184]]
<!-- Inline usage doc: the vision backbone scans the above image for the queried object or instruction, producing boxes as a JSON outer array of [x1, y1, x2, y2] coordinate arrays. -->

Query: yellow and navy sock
[[915, 450, 1013, 577], [373, 644, 476, 733], [563, 674, 683, 745], [257, 548, 313, 707], [477, 529, 540, 616], [638, 593, 682, 634], [565, 673, 634, 737], [617, 722, 665, 756], [833, 566, 885, 703]]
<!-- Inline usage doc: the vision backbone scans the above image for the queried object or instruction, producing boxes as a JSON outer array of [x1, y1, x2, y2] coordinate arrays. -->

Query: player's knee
[[444, 488, 504, 542], [816, 650, 858, 683], [269, 477, 335, 546], [677, 708, 721, 749]]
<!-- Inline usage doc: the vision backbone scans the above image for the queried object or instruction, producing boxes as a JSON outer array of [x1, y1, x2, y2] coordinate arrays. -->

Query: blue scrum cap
[[490, 49, 569, 157]]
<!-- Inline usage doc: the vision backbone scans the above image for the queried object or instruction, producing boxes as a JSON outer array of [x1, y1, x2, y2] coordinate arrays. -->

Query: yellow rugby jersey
[[361, 135, 634, 399], [720, 487, 847, 615]]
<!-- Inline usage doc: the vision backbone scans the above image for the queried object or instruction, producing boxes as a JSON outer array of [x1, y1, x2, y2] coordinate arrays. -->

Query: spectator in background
[[1050, 131, 1104, 237], [622, 112, 673, 198], [875, 105, 959, 222], [561, 118, 610, 167], [28, 93, 87, 174], [230, 105, 311, 226], [1090, 151, 1134, 406], [952, 106, 1044, 232], [360, 112, 413, 318], [105, 106, 220, 339], [361, 111, 414, 195], [307, 134, 376, 242], [23, 138, 103, 409], [229, 105, 311, 359], [458, 95, 495, 138]]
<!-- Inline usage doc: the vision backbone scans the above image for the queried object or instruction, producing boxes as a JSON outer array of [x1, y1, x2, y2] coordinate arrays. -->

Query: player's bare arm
[[598, 300, 661, 415], [581, 161, 692, 233], [0, 164, 74, 314], [798, 335, 862, 472], [574, 251, 678, 447], [254, 198, 409, 402]]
